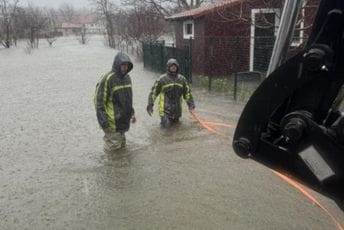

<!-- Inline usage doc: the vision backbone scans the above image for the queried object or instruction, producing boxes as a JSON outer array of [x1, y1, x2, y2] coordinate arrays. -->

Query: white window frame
[[183, 20, 194, 39], [291, 6, 305, 47], [250, 8, 281, 71]]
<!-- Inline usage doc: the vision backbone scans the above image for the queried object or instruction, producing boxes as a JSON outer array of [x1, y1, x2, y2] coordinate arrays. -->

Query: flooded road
[[1, 36, 343, 229]]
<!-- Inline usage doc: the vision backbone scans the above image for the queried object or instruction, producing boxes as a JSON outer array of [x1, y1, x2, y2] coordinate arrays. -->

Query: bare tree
[[122, 0, 207, 16], [58, 3, 77, 22], [91, 0, 116, 48], [207, 0, 316, 33], [46, 35, 57, 46], [78, 24, 89, 44], [111, 10, 129, 49], [89, 0, 210, 49], [0, 0, 19, 48], [126, 5, 165, 43], [21, 5, 49, 48], [46, 8, 59, 30], [44, 9, 59, 47]]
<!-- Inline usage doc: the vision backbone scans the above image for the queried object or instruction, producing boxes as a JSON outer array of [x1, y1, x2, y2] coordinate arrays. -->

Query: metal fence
[[143, 35, 306, 101], [143, 41, 192, 82]]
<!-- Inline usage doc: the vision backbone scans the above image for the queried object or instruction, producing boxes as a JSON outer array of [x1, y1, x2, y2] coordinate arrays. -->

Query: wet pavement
[[0, 36, 343, 229]]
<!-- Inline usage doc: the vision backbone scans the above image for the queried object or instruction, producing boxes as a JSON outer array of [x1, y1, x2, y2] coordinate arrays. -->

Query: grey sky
[[19, 0, 120, 9]]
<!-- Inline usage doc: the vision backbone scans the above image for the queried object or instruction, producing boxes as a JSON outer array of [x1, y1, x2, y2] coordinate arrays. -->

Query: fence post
[[150, 41, 153, 70], [143, 43, 146, 68], [208, 76, 212, 91], [188, 37, 193, 83], [172, 43, 175, 57], [161, 42, 165, 73], [234, 73, 238, 101]]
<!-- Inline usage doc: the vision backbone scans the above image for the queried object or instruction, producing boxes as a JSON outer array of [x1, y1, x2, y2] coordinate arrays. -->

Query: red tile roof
[[77, 15, 99, 24], [59, 15, 100, 28], [165, 0, 242, 20]]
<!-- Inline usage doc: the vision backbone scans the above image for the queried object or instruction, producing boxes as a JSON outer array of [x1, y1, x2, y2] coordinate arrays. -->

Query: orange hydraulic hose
[[203, 121, 236, 128], [190, 110, 343, 230], [273, 170, 344, 230], [190, 111, 234, 138]]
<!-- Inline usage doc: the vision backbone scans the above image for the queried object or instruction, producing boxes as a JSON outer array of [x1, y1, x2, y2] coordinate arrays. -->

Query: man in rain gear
[[94, 52, 136, 153], [147, 58, 195, 128]]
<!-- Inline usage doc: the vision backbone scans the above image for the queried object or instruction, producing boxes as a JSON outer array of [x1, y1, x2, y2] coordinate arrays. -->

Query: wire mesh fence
[[143, 41, 192, 82], [143, 35, 308, 101]]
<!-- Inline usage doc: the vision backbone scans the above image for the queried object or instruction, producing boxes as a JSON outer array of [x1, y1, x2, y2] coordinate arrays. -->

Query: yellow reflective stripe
[[94, 83, 101, 109], [161, 83, 183, 91], [159, 93, 165, 116], [108, 83, 132, 129], [102, 73, 113, 104], [94, 73, 111, 108], [111, 84, 132, 94], [104, 73, 116, 129], [107, 97, 115, 129], [103, 73, 112, 105], [151, 81, 159, 102], [185, 83, 191, 102]]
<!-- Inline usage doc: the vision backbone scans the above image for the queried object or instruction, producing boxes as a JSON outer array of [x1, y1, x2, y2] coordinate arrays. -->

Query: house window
[[250, 8, 281, 72], [183, 20, 194, 39]]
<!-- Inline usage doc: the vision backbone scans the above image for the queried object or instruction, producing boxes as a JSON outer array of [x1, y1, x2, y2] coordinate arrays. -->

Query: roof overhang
[[165, 0, 242, 21]]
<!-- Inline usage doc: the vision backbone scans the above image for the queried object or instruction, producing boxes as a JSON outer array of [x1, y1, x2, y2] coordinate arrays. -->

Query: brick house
[[166, 0, 320, 77]]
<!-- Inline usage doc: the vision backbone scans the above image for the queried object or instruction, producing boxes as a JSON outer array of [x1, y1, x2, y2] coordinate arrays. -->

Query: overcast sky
[[20, 0, 121, 9]]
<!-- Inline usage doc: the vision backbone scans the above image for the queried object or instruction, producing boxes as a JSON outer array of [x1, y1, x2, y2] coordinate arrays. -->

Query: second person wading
[[147, 58, 195, 128]]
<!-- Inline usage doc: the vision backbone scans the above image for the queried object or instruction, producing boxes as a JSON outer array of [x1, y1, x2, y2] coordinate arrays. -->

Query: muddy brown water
[[0, 36, 343, 229]]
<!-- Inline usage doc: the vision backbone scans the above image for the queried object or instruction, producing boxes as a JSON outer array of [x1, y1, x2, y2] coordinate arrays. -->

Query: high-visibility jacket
[[148, 73, 195, 119], [94, 52, 134, 132]]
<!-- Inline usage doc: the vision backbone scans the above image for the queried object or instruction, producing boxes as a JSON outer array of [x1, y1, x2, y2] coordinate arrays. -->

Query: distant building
[[166, 0, 320, 77], [57, 15, 105, 36], [77, 15, 105, 34], [57, 22, 82, 36]]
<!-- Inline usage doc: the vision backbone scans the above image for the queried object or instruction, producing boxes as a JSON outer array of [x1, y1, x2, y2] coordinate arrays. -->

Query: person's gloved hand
[[189, 105, 195, 113], [147, 105, 153, 116], [131, 115, 137, 124], [103, 127, 113, 133]]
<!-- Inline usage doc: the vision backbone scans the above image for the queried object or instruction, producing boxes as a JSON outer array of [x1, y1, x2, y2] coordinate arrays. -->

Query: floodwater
[[0, 36, 343, 229]]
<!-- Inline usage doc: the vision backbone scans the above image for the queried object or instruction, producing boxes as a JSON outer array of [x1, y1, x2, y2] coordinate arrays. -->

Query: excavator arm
[[233, 0, 344, 197]]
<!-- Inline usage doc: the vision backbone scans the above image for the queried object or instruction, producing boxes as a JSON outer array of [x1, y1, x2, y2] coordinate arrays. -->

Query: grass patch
[[192, 75, 261, 101]]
